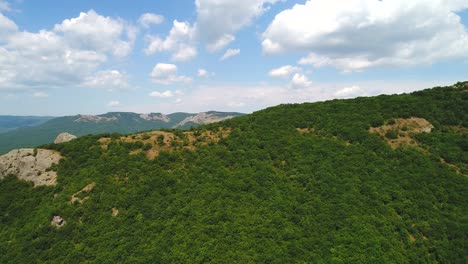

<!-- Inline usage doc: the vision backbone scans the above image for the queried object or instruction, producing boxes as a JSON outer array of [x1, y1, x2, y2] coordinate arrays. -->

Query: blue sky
[[0, 0, 467, 116]]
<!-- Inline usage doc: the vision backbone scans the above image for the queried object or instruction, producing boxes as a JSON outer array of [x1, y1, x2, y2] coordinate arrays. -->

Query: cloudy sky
[[1, 0, 467, 116]]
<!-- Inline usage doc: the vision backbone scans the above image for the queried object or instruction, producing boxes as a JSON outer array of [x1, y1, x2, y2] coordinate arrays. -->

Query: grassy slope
[[0, 82, 467, 263]]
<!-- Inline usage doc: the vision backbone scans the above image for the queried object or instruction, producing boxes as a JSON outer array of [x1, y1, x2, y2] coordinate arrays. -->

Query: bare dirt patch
[[446, 126, 468, 134], [369, 117, 434, 149], [70, 182, 96, 204], [440, 158, 466, 176], [98, 138, 111, 150], [296, 128, 315, 134], [112, 208, 119, 217], [99, 128, 231, 160]]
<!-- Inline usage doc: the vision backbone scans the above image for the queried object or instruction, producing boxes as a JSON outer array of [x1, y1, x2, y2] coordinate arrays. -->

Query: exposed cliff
[[0, 148, 62, 186]]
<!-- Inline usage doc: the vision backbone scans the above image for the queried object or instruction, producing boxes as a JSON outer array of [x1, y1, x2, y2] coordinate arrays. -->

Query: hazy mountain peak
[[174, 112, 238, 128], [139, 113, 170, 122], [74, 115, 118, 123]]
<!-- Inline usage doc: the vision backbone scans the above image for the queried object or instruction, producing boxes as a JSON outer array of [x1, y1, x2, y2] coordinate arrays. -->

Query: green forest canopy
[[0, 82, 467, 263]]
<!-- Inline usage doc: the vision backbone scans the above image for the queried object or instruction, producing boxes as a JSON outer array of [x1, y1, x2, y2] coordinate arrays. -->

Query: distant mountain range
[[0, 115, 54, 133], [0, 111, 243, 154]]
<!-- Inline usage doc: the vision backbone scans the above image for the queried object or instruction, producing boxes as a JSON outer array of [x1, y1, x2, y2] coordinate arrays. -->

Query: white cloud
[[54, 10, 136, 57], [107, 100, 121, 107], [291, 73, 312, 88], [228, 101, 246, 107], [32, 92, 49, 98], [198, 69, 210, 77], [263, 0, 468, 71], [194, 0, 278, 51], [333, 85, 366, 98], [0, 1, 11, 12], [145, 20, 197, 62], [83, 70, 129, 89], [150, 63, 192, 85], [172, 45, 197, 62], [298, 53, 378, 74], [269, 65, 302, 78], [1, 30, 107, 89], [0, 13, 17, 40], [138, 13, 164, 28], [187, 84, 290, 111], [220, 48, 240, 61], [149, 90, 175, 98], [0, 10, 135, 90], [122, 79, 460, 115], [206, 34, 235, 53], [141, 0, 280, 59]]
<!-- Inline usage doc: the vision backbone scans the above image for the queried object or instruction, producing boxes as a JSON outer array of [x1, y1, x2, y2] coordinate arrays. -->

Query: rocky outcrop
[[0, 148, 62, 186], [139, 113, 170, 122], [51, 215, 66, 228], [54, 132, 77, 144], [174, 113, 235, 128], [112, 208, 119, 217], [74, 115, 117, 123]]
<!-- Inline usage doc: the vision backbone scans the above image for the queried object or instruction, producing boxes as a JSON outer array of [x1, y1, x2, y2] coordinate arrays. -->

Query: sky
[[0, 0, 467, 116]]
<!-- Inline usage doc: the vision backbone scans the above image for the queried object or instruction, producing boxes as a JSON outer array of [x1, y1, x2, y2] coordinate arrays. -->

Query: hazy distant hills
[[0, 116, 54, 133], [0, 111, 243, 154]]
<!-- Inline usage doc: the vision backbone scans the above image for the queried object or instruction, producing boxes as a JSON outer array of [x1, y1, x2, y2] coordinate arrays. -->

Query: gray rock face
[[112, 208, 119, 217], [0, 148, 62, 186], [51, 215, 66, 228], [174, 113, 235, 128], [74, 115, 117, 123], [139, 113, 170, 122], [54, 132, 77, 144]]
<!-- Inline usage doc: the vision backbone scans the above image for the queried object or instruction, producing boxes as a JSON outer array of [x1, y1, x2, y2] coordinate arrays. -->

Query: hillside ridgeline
[[0, 111, 243, 154]]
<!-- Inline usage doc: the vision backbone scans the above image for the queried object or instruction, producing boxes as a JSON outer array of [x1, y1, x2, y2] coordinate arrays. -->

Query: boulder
[[112, 208, 119, 217], [51, 215, 66, 228], [0, 148, 62, 186], [54, 132, 77, 144]]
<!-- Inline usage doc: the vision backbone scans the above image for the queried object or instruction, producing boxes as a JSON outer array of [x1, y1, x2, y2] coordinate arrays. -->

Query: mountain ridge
[[0, 111, 244, 154], [0, 115, 54, 134]]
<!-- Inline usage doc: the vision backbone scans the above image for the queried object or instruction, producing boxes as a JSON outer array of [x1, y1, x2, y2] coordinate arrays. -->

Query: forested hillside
[[0, 111, 242, 154], [0, 82, 466, 263], [0, 116, 53, 133]]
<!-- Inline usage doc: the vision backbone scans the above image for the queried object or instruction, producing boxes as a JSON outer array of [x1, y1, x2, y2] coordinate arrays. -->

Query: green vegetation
[[0, 115, 53, 133], [385, 130, 399, 139], [0, 82, 467, 263], [156, 135, 165, 146], [0, 111, 243, 155]]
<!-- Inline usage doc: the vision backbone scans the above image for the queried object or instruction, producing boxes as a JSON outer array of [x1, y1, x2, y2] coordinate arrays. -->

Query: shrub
[[157, 135, 165, 146], [385, 130, 399, 139], [142, 143, 152, 151], [370, 117, 385, 127]]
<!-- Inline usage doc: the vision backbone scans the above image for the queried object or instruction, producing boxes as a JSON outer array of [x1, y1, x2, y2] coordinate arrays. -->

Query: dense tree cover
[[0, 82, 467, 263]]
